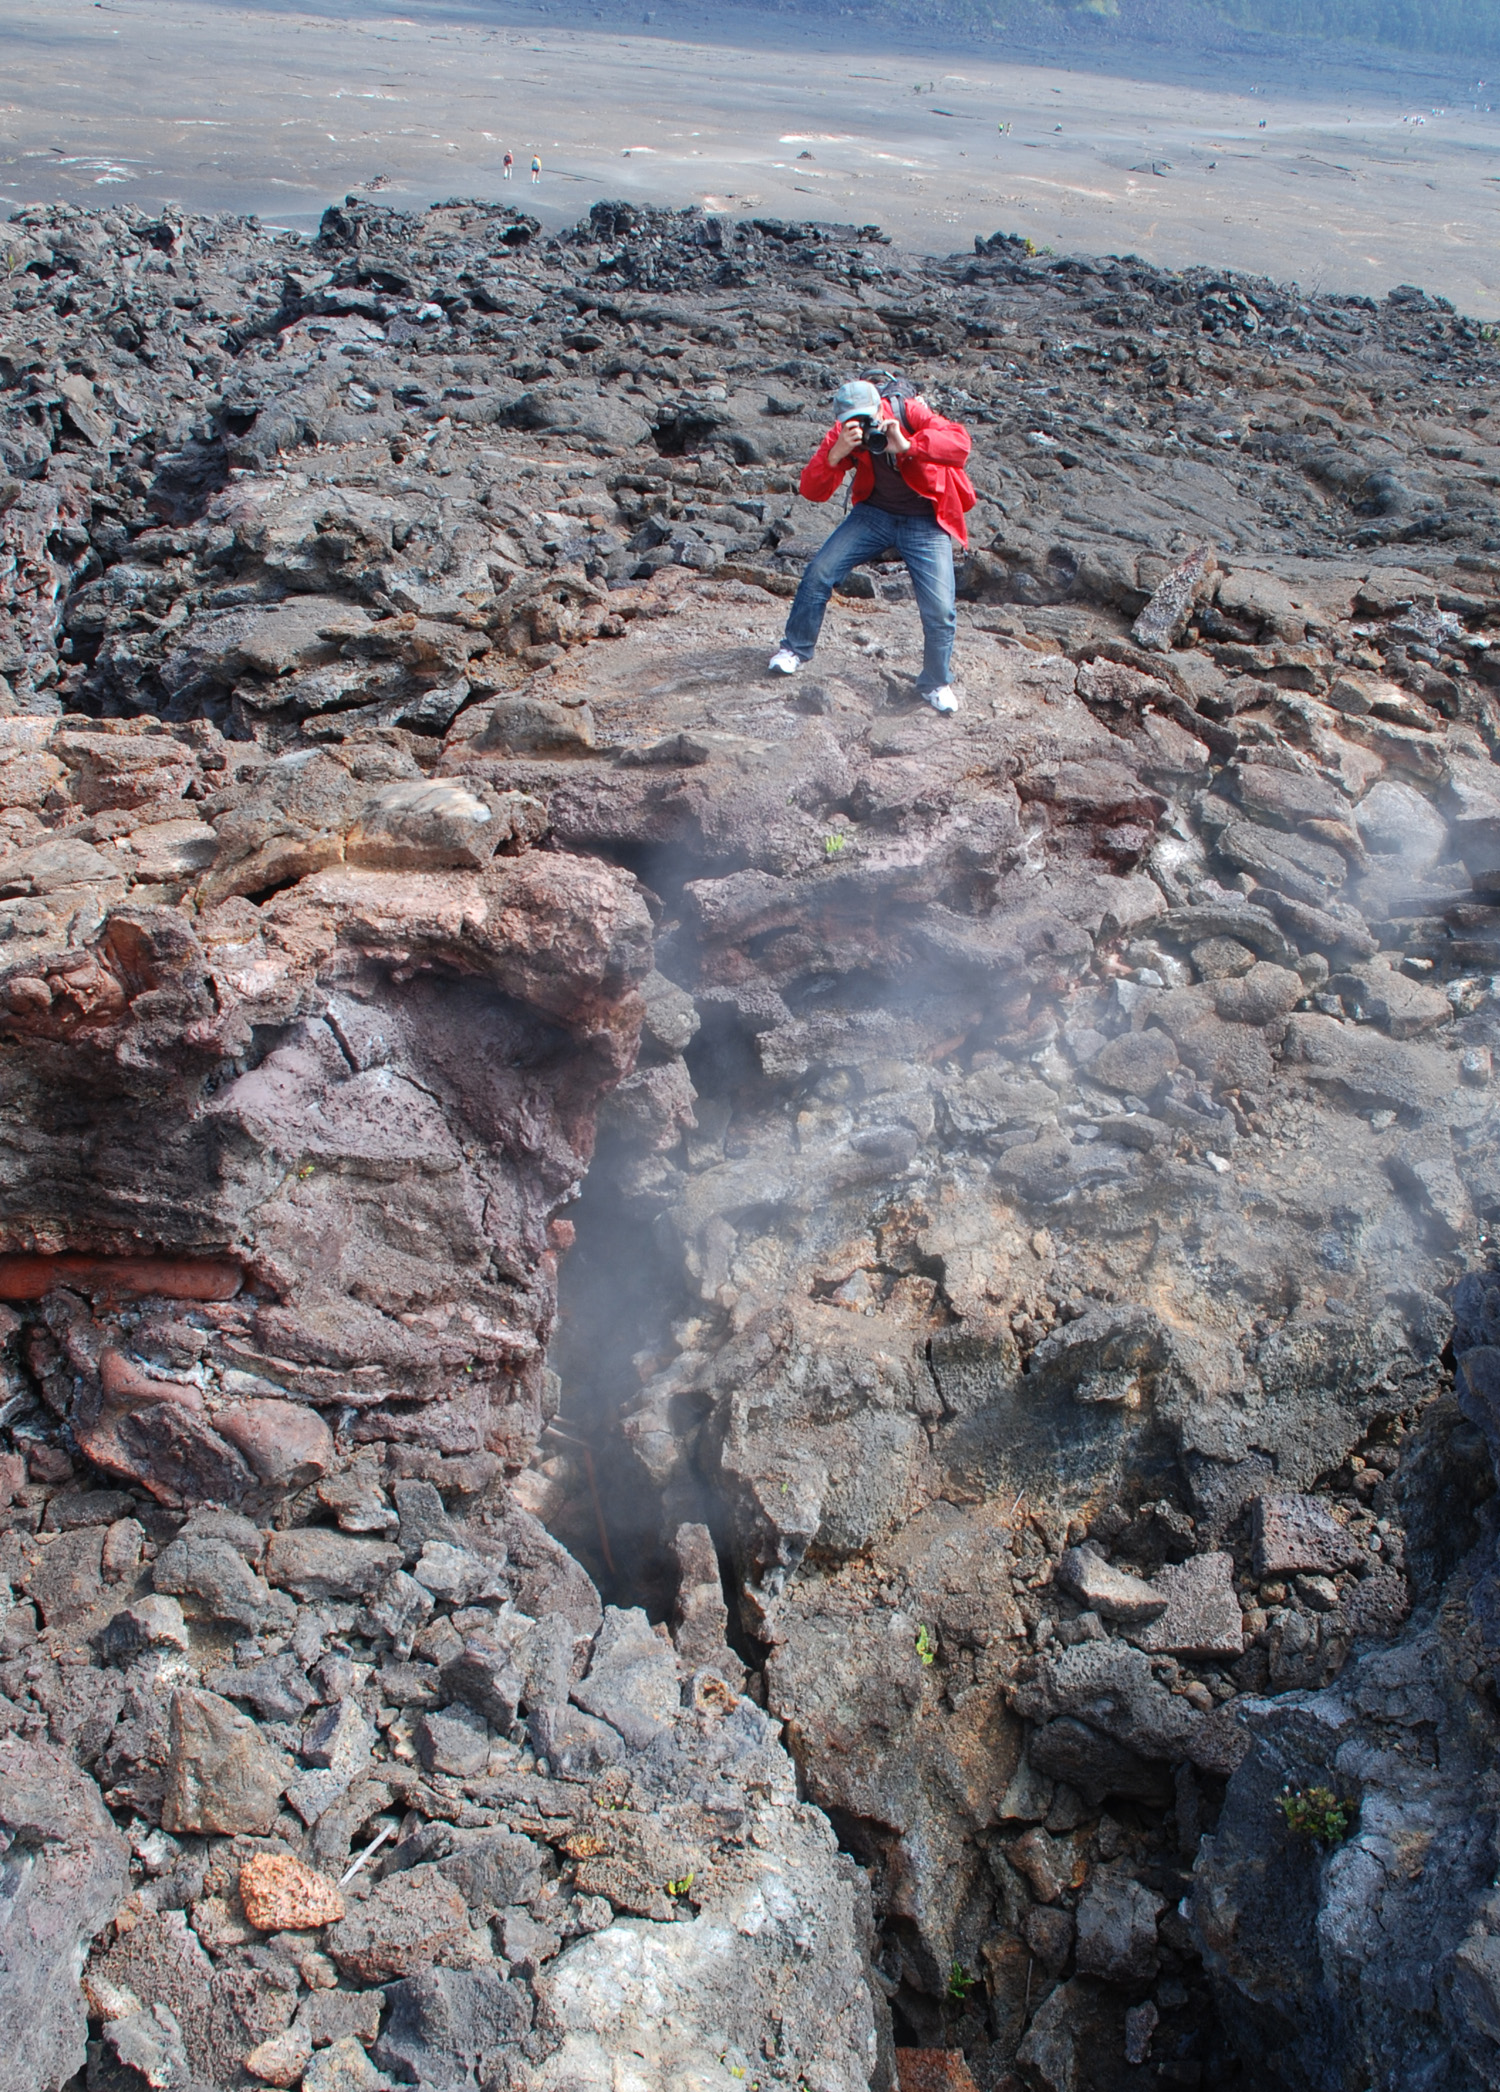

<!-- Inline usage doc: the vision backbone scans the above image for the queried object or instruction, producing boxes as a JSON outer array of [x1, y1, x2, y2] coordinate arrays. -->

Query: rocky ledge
[[2, 191, 1500, 2092]]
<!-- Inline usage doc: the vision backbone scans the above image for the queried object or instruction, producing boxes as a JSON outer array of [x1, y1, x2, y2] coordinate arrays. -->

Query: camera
[[846, 414, 891, 456]]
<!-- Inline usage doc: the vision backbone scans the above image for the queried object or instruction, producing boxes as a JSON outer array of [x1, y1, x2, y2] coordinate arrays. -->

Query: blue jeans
[[781, 504, 956, 692]]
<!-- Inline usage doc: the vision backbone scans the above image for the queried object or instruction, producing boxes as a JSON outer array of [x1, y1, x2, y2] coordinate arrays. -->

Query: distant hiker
[[768, 373, 974, 714], [530, 155, 542, 183], [503, 150, 514, 178]]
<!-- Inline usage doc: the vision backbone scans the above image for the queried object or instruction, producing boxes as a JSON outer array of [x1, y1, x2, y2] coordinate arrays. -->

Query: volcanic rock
[[0, 1738, 130, 2090], [160, 1687, 286, 1835], [4, 182, 1500, 2092], [1075, 1872, 1167, 1983], [239, 1852, 346, 1931], [1055, 1545, 1167, 1621], [1252, 1493, 1365, 1579], [1131, 1551, 1246, 1657], [325, 1865, 473, 1983]]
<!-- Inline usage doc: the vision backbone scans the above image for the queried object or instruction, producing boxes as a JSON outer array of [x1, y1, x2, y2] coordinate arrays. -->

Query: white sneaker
[[924, 685, 959, 714], [768, 648, 801, 676]]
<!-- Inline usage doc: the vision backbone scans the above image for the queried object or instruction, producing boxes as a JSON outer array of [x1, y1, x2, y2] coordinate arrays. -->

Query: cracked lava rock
[[2, 188, 1500, 2092]]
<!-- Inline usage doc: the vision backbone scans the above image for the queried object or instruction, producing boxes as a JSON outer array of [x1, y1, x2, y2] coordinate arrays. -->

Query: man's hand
[[829, 420, 864, 465], [878, 407, 911, 456]]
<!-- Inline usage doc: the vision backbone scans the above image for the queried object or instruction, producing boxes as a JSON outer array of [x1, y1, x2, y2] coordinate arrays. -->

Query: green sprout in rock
[[916, 1624, 938, 1666], [947, 1962, 976, 2001], [1277, 1784, 1353, 1845], [666, 1869, 696, 1898], [824, 832, 846, 858]]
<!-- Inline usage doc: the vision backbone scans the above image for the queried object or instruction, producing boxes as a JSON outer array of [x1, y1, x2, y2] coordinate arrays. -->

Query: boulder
[[98, 1593, 191, 1660], [152, 1530, 282, 1628], [1009, 1640, 1203, 1765], [1055, 1545, 1167, 1622], [1132, 1551, 1245, 1658], [374, 1966, 532, 2089], [240, 1853, 346, 1931], [345, 780, 542, 872], [433, 1830, 544, 1916], [303, 2036, 394, 2091], [1016, 1977, 1131, 2092], [441, 1634, 524, 1728], [1074, 1871, 1166, 1982], [1251, 1494, 1364, 1579], [103, 2005, 195, 2090], [1091, 1027, 1179, 1094], [24, 1523, 106, 1625], [473, 696, 597, 755], [394, 1478, 463, 1559], [571, 1604, 682, 1748], [1354, 777, 1449, 867], [416, 1704, 493, 1778], [0, 1738, 130, 2090], [1027, 1304, 1173, 1407], [204, 1650, 317, 1721], [412, 1539, 507, 1606], [263, 1530, 403, 1601], [366, 1568, 436, 1656], [527, 1702, 625, 1778], [1131, 543, 1217, 651], [216, 1400, 335, 1488], [160, 1687, 286, 1834], [325, 1864, 472, 1983]]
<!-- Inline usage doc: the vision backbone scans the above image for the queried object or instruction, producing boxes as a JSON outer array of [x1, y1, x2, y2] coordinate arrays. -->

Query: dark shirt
[[864, 444, 935, 521]]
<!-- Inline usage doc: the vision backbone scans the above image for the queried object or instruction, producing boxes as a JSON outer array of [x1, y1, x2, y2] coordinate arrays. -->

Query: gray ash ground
[[4, 190, 1500, 2092]]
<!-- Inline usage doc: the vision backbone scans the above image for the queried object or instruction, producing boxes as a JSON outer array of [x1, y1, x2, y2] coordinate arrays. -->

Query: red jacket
[[799, 397, 976, 546]]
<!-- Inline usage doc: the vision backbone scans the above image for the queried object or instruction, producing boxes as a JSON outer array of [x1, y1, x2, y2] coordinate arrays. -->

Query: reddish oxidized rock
[[217, 1400, 335, 1489], [239, 1853, 346, 1932]]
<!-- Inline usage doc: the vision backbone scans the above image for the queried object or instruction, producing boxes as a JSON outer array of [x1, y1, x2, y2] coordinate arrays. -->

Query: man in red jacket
[[768, 375, 975, 713]]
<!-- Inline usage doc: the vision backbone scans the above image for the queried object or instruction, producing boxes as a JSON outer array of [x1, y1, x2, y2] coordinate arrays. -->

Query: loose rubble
[[3, 188, 1500, 2091]]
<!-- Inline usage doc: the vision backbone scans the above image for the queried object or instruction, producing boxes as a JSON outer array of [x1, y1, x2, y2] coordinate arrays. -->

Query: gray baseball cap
[[833, 379, 882, 423]]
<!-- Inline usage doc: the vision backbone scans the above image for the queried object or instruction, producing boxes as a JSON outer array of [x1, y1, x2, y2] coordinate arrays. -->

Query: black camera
[[848, 414, 891, 456]]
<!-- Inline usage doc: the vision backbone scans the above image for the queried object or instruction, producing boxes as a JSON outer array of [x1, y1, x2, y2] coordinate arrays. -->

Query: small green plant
[[297, 1163, 315, 1179], [1277, 1784, 1353, 1845], [666, 1869, 696, 1897], [947, 1961, 976, 2000], [1022, 236, 1038, 257], [824, 832, 846, 858], [916, 1624, 937, 1666]]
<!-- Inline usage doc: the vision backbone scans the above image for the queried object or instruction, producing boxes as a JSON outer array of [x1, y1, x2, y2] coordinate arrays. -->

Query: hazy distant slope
[[1213, 0, 1499, 57], [756, 0, 1500, 60]]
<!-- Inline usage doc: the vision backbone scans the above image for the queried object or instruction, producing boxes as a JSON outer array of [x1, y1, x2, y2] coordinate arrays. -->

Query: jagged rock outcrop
[[1187, 1274, 1500, 2092], [4, 187, 1500, 2091]]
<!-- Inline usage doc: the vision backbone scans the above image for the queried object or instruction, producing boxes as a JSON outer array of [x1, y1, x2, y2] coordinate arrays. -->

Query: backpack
[[862, 369, 918, 432], [860, 371, 977, 514]]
